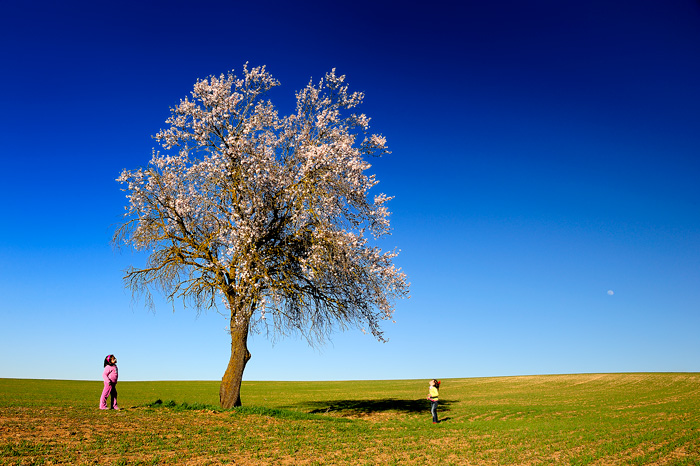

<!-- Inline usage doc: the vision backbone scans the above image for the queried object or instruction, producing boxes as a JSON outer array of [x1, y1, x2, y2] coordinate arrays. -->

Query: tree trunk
[[219, 314, 251, 408]]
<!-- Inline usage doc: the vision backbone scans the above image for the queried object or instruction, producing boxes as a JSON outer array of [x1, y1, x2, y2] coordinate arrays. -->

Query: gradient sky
[[1, 0, 699, 382]]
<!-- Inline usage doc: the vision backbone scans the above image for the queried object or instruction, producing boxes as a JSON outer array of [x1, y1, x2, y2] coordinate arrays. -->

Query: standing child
[[99, 354, 119, 410], [427, 379, 440, 423]]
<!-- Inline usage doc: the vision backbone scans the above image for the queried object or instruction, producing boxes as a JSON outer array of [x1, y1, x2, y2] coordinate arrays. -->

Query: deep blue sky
[[1, 0, 699, 381]]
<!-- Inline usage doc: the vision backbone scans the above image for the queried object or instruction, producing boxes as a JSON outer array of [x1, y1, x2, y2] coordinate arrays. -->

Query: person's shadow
[[303, 398, 454, 417]]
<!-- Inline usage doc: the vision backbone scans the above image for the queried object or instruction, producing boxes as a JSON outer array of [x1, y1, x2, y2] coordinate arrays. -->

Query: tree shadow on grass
[[304, 398, 455, 416]]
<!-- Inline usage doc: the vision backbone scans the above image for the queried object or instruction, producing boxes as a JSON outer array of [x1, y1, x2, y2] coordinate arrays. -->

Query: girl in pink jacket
[[99, 354, 119, 410]]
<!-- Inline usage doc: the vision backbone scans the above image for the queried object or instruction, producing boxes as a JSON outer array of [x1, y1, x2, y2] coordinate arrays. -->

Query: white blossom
[[115, 65, 409, 345]]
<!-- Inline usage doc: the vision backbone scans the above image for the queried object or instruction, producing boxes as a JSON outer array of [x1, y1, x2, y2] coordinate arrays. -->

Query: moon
[[607, 290, 614, 296]]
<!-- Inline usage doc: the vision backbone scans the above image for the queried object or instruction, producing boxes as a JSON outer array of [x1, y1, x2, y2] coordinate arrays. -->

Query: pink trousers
[[99, 383, 118, 409]]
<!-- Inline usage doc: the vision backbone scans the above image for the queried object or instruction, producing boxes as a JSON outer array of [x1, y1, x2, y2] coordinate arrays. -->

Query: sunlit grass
[[1, 373, 699, 464]]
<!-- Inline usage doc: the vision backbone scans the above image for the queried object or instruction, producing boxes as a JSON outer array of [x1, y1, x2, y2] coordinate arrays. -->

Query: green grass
[[1, 373, 699, 465]]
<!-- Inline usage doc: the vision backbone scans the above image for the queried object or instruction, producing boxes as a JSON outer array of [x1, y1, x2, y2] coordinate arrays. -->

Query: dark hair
[[104, 355, 114, 367], [432, 379, 441, 389]]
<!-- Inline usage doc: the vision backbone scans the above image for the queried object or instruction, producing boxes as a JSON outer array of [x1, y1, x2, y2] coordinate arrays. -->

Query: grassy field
[[1, 373, 699, 465]]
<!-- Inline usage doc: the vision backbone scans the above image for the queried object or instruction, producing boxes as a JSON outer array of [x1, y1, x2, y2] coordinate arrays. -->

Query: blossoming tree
[[114, 65, 409, 408]]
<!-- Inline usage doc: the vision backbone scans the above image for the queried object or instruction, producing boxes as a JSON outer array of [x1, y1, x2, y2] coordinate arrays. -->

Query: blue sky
[[1, 0, 699, 382]]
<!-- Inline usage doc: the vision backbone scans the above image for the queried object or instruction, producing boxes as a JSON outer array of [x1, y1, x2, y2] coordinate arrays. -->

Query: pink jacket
[[103, 365, 118, 385]]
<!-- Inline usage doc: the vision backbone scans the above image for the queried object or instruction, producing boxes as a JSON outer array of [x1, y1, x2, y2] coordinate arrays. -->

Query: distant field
[[1, 373, 698, 465]]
